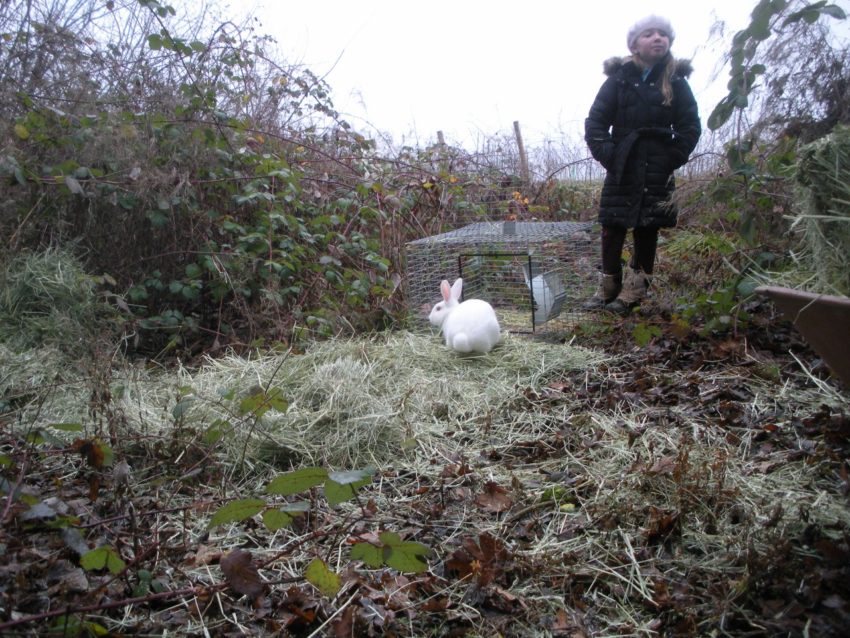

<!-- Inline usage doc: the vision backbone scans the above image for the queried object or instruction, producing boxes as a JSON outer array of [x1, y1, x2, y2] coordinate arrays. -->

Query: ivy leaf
[[208, 498, 265, 528], [265, 467, 327, 496], [305, 558, 340, 597], [80, 546, 126, 574], [148, 33, 163, 50]]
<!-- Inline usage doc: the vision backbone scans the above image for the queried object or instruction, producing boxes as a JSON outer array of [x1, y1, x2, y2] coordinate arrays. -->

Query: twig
[[305, 589, 360, 638], [0, 585, 221, 632]]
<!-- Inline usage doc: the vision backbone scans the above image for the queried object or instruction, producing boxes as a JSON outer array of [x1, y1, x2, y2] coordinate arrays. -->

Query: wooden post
[[513, 120, 529, 186], [436, 130, 448, 173]]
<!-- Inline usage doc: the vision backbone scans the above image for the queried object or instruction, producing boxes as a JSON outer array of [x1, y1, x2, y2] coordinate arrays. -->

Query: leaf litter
[[0, 315, 848, 636]]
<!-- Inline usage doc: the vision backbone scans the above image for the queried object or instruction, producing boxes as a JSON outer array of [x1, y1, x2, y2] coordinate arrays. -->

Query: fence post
[[513, 120, 530, 187]]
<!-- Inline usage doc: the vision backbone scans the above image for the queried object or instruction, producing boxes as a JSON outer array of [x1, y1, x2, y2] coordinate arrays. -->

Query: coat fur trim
[[602, 56, 694, 79]]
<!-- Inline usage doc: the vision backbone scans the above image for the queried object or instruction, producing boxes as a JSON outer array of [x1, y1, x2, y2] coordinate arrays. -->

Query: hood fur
[[603, 56, 694, 79]]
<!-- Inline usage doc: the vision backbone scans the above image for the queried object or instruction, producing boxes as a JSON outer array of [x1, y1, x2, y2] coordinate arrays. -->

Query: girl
[[584, 15, 701, 314]]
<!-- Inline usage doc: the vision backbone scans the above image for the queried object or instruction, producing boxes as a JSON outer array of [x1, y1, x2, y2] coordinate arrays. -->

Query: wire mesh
[[407, 220, 600, 333]]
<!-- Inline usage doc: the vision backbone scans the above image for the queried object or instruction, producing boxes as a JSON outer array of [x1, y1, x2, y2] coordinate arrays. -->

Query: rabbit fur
[[428, 278, 501, 354]]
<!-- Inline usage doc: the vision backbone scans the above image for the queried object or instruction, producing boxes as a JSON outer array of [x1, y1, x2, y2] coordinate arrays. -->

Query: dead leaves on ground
[[2, 302, 850, 636]]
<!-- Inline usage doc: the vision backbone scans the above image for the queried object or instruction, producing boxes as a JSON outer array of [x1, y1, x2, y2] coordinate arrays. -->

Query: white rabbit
[[428, 278, 501, 354]]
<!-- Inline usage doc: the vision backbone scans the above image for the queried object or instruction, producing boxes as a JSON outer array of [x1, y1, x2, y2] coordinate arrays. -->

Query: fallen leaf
[[188, 544, 222, 566], [475, 481, 513, 513], [305, 558, 341, 597], [646, 456, 676, 476], [220, 549, 264, 600]]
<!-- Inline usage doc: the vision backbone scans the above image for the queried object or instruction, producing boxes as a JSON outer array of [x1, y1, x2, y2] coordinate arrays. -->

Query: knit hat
[[627, 15, 675, 51]]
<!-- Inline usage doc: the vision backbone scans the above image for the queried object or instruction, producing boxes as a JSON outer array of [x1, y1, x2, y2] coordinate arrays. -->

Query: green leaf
[[99, 442, 114, 467], [148, 33, 163, 50], [261, 509, 294, 532], [208, 498, 265, 528], [324, 469, 373, 506], [820, 4, 847, 19], [266, 467, 327, 495], [324, 479, 361, 506], [146, 210, 169, 227], [14, 123, 29, 140], [737, 278, 759, 297], [305, 558, 341, 597], [203, 419, 228, 445], [132, 569, 153, 597], [328, 468, 374, 485], [632, 323, 662, 347], [80, 546, 126, 574], [48, 422, 84, 432], [238, 393, 262, 416], [782, 0, 846, 24], [48, 616, 109, 637], [707, 96, 736, 131], [351, 541, 384, 568], [379, 532, 429, 573], [172, 398, 192, 419]]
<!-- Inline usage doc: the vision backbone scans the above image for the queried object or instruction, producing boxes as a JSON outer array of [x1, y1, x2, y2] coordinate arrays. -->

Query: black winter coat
[[585, 55, 701, 228]]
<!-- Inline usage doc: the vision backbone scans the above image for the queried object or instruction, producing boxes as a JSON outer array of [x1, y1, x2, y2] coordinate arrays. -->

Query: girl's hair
[[632, 53, 676, 106]]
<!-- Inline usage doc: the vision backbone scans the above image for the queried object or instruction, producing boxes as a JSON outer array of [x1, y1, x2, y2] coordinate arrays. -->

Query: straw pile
[[4, 327, 849, 635], [117, 331, 608, 469], [790, 124, 850, 296]]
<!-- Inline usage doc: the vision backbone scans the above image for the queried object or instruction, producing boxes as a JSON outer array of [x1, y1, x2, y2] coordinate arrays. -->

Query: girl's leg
[[630, 226, 659, 274], [584, 225, 626, 308], [601, 225, 628, 274], [607, 226, 657, 315]]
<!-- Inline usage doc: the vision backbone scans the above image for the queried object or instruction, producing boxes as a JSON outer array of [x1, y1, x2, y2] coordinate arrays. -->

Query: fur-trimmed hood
[[602, 55, 694, 79]]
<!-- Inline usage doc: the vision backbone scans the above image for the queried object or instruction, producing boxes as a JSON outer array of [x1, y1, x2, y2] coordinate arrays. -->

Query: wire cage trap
[[406, 220, 600, 333]]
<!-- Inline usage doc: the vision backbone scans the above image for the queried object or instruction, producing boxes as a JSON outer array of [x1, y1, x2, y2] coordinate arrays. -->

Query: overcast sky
[[242, 1, 757, 149]]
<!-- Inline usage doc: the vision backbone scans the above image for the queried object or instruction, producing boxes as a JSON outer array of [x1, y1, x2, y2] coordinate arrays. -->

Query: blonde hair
[[632, 54, 676, 106]]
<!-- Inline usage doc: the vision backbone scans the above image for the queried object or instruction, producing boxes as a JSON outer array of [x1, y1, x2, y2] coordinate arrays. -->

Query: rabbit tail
[[449, 333, 474, 353]]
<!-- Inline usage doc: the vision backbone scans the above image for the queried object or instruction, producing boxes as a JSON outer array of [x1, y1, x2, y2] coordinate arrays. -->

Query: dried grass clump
[[0, 247, 110, 353], [789, 124, 850, 296], [154, 331, 608, 469]]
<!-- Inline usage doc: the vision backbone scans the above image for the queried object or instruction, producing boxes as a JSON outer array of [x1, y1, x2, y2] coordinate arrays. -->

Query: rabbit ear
[[440, 280, 452, 302], [450, 278, 463, 300]]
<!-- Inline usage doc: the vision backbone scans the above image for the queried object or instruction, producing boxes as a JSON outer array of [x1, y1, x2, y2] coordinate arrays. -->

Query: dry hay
[[182, 335, 845, 634], [782, 124, 850, 296], [132, 330, 609, 470], [5, 329, 850, 635]]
